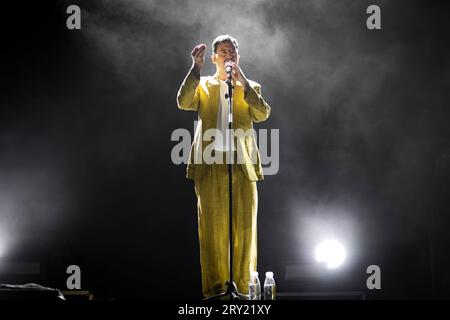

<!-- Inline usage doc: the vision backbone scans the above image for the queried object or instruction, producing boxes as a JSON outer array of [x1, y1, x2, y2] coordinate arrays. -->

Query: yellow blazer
[[176, 71, 271, 181]]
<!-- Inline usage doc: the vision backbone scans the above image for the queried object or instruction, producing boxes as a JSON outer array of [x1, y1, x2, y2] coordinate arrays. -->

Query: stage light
[[314, 239, 346, 269]]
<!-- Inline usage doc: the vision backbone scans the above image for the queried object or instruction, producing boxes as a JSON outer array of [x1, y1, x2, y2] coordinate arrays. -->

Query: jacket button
[[211, 150, 215, 157], [211, 136, 215, 141]]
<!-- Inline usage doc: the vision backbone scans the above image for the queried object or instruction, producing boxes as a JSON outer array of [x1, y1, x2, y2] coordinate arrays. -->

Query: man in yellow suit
[[176, 35, 271, 298]]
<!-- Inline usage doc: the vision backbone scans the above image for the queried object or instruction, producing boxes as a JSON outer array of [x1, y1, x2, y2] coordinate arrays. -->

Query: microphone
[[225, 61, 233, 77]]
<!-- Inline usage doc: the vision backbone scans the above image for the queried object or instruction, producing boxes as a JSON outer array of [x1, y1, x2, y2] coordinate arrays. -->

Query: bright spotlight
[[314, 239, 346, 269]]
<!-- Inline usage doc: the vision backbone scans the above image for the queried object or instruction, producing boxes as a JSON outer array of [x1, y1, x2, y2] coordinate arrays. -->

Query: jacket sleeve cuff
[[244, 86, 260, 106]]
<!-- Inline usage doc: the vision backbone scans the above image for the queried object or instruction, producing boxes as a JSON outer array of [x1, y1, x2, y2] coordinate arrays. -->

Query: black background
[[1, 0, 450, 300]]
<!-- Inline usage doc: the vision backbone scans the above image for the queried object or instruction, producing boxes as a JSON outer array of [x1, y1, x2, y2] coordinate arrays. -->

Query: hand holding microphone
[[225, 60, 243, 82], [224, 60, 251, 94]]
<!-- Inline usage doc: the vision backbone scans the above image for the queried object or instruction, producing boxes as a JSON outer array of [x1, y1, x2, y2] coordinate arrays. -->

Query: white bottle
[[248, 271, 261, 300], [263, 271, 276, 300]]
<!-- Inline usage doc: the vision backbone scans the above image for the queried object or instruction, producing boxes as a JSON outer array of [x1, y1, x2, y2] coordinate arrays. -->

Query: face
[[211, 41, 240, 72]]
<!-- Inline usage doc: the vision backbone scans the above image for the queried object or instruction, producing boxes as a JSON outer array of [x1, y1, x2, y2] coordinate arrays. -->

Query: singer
[[176, 34, 271, 298]]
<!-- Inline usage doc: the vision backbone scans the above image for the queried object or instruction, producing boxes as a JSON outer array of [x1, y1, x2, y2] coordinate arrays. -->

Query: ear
[[211, 53, 217, 65]]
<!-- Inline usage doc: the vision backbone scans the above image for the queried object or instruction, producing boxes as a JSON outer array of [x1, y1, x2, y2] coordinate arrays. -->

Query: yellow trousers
[[194, 162, 258, 298]]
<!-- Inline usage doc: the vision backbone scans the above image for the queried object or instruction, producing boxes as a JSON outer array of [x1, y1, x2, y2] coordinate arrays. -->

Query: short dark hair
[[212, 34, 239, 54]]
